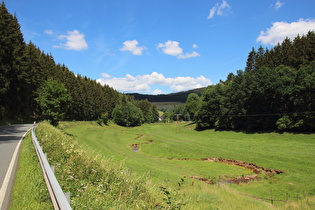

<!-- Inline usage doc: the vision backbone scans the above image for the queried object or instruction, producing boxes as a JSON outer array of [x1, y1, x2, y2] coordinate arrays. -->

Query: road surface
[[0, 124, 33, 210]]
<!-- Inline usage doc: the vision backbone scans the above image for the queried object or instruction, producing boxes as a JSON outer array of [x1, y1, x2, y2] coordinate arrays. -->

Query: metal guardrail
[[32, 127, 72, 210]]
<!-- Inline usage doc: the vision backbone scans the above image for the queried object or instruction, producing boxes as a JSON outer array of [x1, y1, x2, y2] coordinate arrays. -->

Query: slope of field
[[60, 121, 315, 209]]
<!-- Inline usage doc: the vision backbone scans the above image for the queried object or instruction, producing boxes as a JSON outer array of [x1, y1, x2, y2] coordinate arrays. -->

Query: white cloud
[[157, 40, 183, 56], [120, 40, 147, 55], [192, 44, 198, 48], [157, 40, 200, 59], [152, 89, 165, 95], [208, 0, 231, 19], [44, 30, 53, 35], [257, 19, 315, 45], [274, 1, 285, 10], [96, 72, 212, 94], [101, 73, 111, 78], [178, 51, 200, 59], [54, 30, 88, 50]]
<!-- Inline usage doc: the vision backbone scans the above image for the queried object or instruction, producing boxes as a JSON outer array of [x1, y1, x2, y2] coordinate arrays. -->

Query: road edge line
[[0, 128, 31, 209]]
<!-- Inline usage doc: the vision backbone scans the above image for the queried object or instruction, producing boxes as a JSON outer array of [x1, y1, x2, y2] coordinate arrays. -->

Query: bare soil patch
[[203, 157, 284, 175], [189, 176, 214, 184], [131, 138, 154, 152], [189, 157, 284, 185], [189, 174, 260, 185]]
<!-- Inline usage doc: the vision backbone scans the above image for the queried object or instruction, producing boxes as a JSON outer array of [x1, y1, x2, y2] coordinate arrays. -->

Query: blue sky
[[6, 0, 315, 94]]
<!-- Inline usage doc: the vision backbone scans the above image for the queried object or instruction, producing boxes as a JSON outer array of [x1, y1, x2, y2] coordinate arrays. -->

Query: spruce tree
[[0, 2, 25, 119]]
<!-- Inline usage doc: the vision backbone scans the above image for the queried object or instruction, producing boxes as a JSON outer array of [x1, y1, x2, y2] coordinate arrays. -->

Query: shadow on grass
[[193, 125, 314, 135]]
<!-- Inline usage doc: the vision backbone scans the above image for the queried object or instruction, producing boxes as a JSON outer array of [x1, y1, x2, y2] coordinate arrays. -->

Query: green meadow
[[59, 121, 315, 208]]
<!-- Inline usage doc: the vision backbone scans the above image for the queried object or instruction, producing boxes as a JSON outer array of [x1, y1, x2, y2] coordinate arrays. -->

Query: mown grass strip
[[10, 132, 52, 210]]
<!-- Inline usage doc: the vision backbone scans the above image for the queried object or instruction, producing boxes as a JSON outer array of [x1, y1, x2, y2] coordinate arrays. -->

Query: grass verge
[[10, 132, 52, 209]]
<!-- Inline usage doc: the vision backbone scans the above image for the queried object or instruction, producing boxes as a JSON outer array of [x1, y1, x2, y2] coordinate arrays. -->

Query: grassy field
[[152, 102, 185, 110], [59, 121, 315, 209]]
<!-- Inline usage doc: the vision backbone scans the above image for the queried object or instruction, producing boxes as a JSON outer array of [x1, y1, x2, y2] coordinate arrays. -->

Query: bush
[[97, 112, 109, 126]]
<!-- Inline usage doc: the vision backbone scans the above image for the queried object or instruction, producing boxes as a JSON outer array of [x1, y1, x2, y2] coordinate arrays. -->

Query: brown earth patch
[[131, 139, 154, 152], [203, 157, 284, 175], [189, 176, 214, 184], [189, 174, 260, 185], [223, 174, 260, 184]]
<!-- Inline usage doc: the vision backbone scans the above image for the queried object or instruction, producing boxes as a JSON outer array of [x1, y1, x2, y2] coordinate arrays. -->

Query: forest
[[0, 2, 158, 125], [192, 32, 315, 131]]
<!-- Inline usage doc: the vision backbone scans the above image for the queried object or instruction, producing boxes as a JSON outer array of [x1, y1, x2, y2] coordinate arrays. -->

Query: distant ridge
[[127, 87, 206, 103]]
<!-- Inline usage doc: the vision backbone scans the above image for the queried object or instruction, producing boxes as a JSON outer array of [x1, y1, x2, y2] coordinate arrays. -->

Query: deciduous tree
[[36, 79, 72, 126]]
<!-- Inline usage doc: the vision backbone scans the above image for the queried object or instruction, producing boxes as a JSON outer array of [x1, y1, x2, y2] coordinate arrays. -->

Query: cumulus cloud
[[208, 0, 231, 19], [157, 41, 200, 59], [257, 19, 315, 45], [54, 30, 88, 50], [157, 40, 183, 56], [96, 72, 211, 94], [120, 40, 147, 55]]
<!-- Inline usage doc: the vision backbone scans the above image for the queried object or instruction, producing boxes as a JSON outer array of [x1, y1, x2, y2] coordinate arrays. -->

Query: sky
[[6, 0, 315, 94]]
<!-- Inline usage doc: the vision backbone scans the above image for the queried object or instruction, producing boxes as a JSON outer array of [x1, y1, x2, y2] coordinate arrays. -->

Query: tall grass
[[10, 132, 52, 209]]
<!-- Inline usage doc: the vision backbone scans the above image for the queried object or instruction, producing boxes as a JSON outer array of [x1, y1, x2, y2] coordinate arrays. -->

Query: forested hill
[[0, 3, 121, 122], [127, 87, 205, 103], [195, 31, 315, 131]]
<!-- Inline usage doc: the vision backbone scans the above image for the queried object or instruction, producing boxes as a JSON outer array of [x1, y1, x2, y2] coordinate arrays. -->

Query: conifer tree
[[0, 2, 25, 119]]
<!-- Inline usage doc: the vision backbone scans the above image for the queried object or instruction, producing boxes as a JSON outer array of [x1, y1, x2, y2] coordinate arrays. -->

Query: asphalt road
[[0, 124, 33, 210]]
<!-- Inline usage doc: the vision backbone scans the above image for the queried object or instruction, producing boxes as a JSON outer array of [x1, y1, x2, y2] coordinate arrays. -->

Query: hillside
[[127, 87, 206, 103]]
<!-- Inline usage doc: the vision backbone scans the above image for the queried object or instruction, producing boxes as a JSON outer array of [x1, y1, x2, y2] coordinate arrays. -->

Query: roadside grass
[[35, 121, 164, 209], [10, 132, 52, 210], [60, 121, 315, 209]]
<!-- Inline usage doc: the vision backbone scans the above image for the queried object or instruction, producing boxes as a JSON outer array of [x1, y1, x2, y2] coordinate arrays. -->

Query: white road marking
[[0, 130, 29, 209]]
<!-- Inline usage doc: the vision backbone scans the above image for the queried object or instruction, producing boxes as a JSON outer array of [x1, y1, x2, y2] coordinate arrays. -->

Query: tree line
[[0, 2, 159, 125], [188, 31, 314, 131]]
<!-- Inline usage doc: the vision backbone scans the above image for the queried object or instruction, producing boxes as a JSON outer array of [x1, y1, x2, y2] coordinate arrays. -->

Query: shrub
[[97, 112, 109, 126]]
